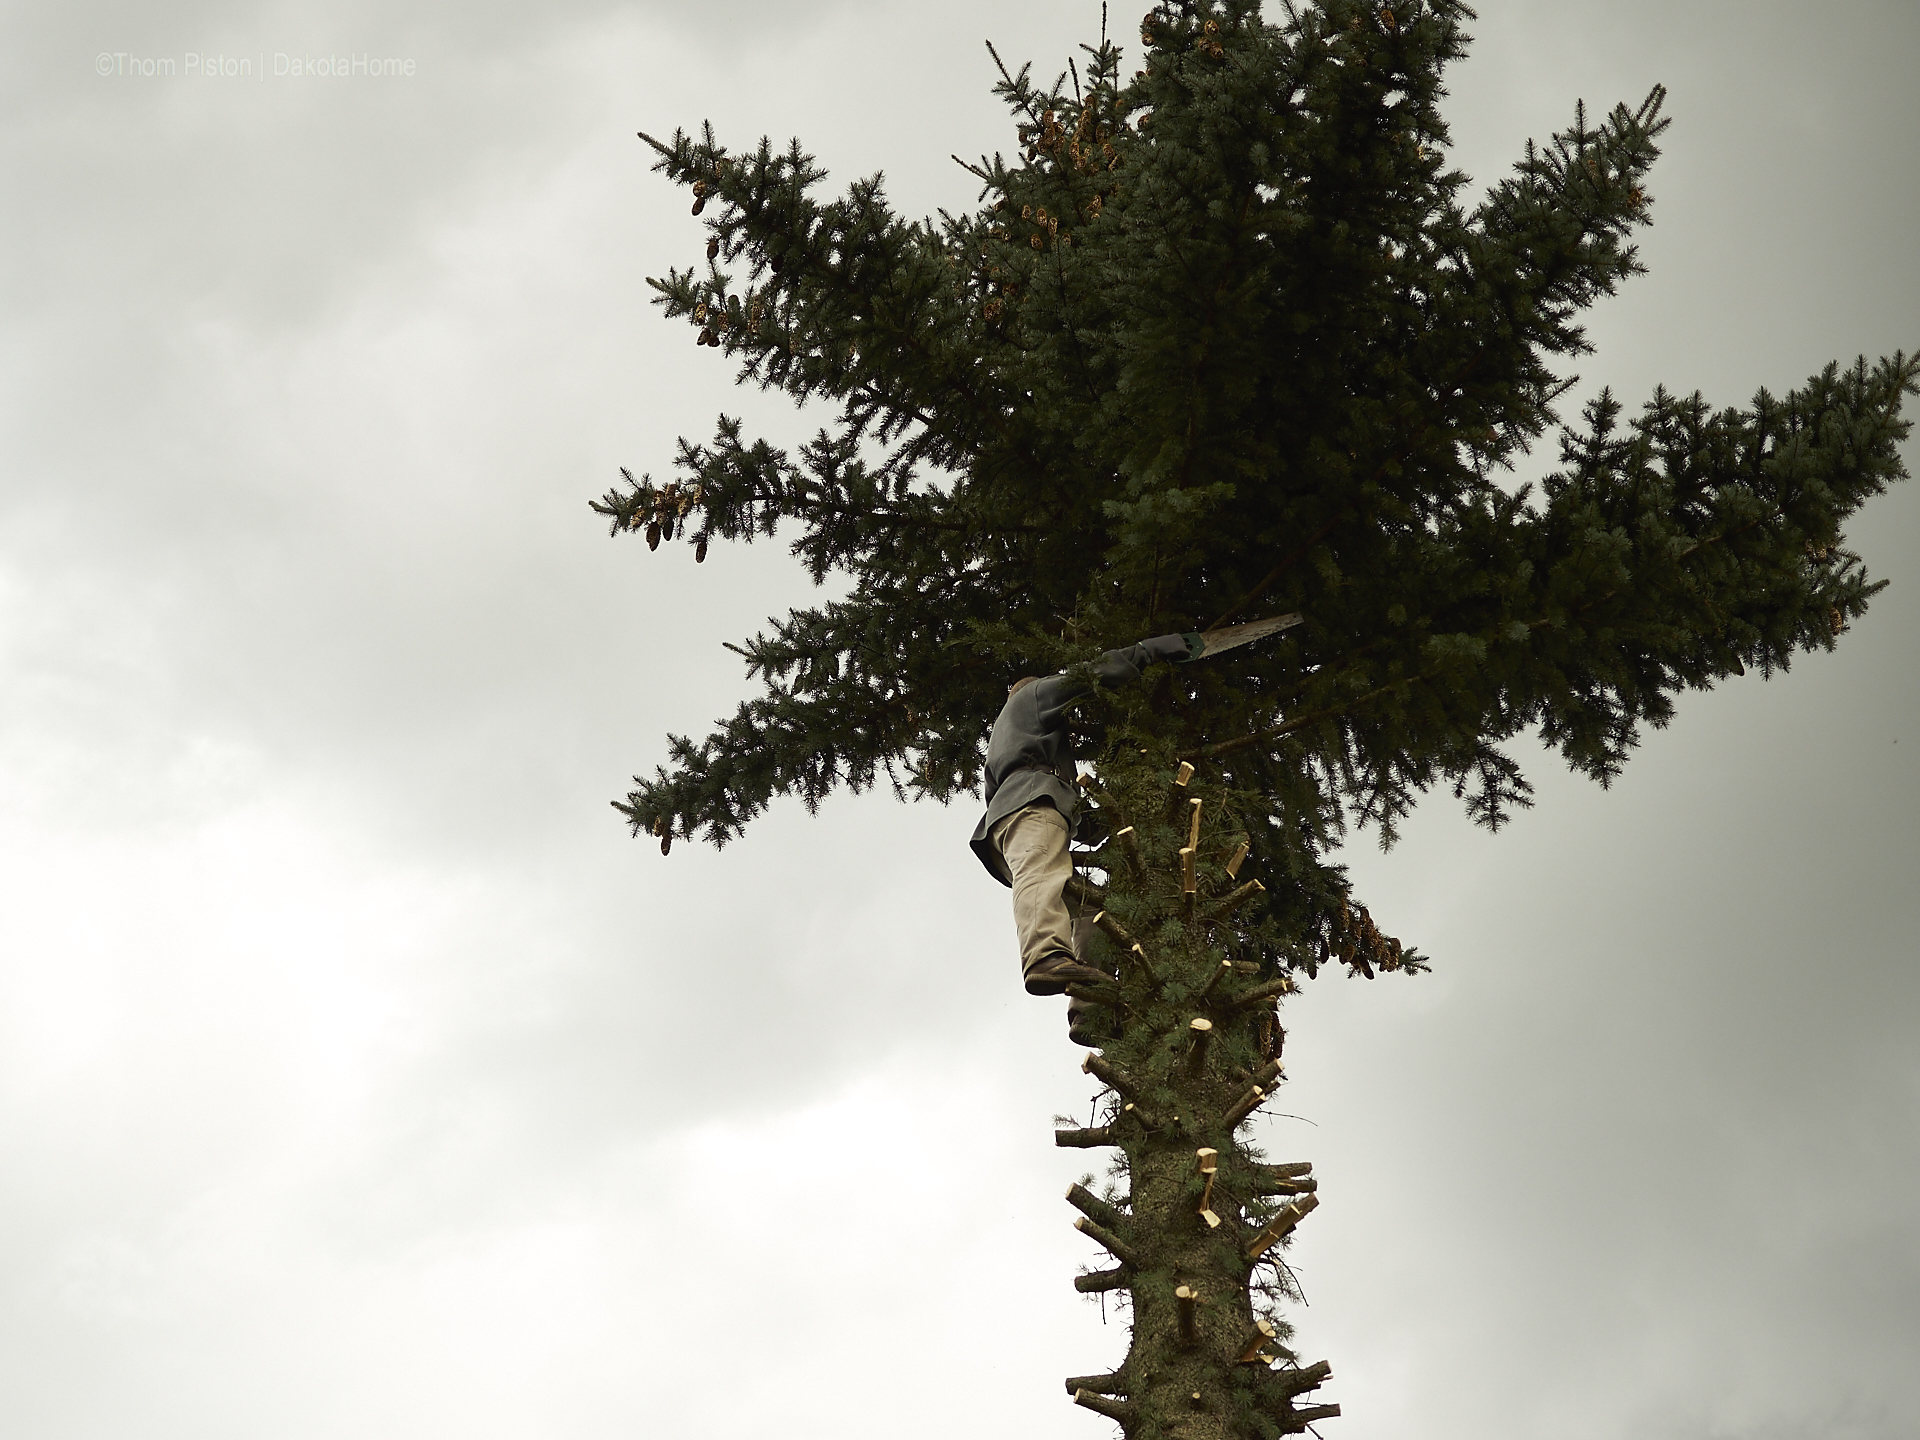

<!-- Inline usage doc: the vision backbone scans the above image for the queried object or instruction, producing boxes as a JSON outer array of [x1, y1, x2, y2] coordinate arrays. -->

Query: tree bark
[[1049, 757, 1336, 1438]]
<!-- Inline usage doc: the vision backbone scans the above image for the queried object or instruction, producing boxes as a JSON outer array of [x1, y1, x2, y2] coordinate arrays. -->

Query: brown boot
[[1067, 1000, 1122, 1048], [1023, 953, 1114, 996]]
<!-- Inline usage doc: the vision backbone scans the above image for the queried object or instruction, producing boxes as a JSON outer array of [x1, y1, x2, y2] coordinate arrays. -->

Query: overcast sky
[[2, 2, 1917, 1438]]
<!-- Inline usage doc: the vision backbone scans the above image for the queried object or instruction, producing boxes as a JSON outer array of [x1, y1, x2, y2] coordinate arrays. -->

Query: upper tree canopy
[[601, 0, 1913, 939]]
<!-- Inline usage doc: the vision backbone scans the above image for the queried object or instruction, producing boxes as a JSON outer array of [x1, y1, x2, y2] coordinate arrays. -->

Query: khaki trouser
[[990, 803, 1078, 980]]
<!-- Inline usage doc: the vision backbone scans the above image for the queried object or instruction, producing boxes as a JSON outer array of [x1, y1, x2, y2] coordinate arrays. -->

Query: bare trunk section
[[1054, 756, 1336, 1438]]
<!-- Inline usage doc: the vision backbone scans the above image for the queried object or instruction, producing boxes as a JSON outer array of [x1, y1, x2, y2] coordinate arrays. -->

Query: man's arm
[[1032, 633, 1196, 722]]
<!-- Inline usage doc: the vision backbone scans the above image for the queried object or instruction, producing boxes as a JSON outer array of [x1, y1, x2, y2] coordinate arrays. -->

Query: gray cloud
[[0, 1, 1915, 1437]]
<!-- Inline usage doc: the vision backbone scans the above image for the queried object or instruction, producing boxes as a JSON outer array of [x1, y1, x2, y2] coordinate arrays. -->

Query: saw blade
[[1195, 612, 1304, 659]]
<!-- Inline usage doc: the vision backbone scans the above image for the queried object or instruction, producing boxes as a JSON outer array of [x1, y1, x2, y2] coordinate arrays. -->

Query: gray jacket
[[969, 633, 1192, 884]]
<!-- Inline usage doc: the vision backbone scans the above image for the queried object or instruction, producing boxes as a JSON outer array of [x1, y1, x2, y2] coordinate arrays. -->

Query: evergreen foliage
[[597, 2, 1914, 1433]]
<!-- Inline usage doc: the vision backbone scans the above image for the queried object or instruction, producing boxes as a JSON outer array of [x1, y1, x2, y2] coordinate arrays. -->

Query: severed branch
[[1066, 1182, 1128, 1231], [1165, 760, 1196, 822], [1223, 1083, 1272, 1130], [1175, 1285, 1199, 1345], [1064, 872, 1107, 909], [1265, 1360, 1333, 1399], [1246, 1194, 1320, 1262], [1114, 825, 1145, 879], [1203, 879, 1266, 922], [1249, 1160, 1313, 1186], [1197, 957, 1235, 1000], [1228, 975, 1293, 1009], [1065, 980, 1125, 1011], [1073, 1390, 1138, 1424], [1283, 1402, 1341, 1430], [1253, 1172, 1317, 1197], [1222, 1062, 1283, 1128], [1075, 1265, 1131, 1294], [1185, 1017, 1214, 1077], [1182, 795, 1203, 908], [1196, 1147, 1220, 1228], [1056, 1124, 1118, 1149], [1236, 1318, 1279, 1364], [1246, 1057, 1285, 1091], [1083, 1051, 1147, 1102], [1091, 909, 1138, 951], [1063, 1372, 1129, 1398], [1074, 1215, 1142, 1268], [1125, 941, 1163, 986], [1225, 839, 1250, 879], [1089, 912, 1162, 986]]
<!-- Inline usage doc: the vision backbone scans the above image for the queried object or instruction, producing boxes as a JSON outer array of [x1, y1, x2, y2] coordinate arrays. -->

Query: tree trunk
[[1058, 754, 1334, 1438]]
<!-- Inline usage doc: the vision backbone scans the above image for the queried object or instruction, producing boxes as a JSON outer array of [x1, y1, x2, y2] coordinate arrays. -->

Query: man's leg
[[990, 805, 1110, 995]]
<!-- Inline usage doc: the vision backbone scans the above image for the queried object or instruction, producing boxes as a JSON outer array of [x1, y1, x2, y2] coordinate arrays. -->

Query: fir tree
[[594, 2, 1916, 1434]]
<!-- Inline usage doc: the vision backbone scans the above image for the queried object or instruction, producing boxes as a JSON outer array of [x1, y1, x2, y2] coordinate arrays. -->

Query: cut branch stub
[[1225, 839, 1250, 878], [1267, 1360, 1333, 1398], [1075, 771, 1121, 816], [1254, 1172, 1317, 1197], [1063, 1372, 1129, 1398], [1246, 1194, 1320, 1262], [1075, 1265, 1131, 1294], [1197, 957, 1235, 1000], [1166, 760, 1196, 822], [1223, 1083, 1269, 1130], [1065, 980, 1126, 1011], [1180, 845, 1198, 896], [1083, 1051, 1146, 1102], [1055, 1124, 1117, 1149], [1203, 879, 1265, 921], [1286, 1403, 1342, 1430], [1250, 1160, 1313, 1184], [1073, 1390, 1138, 1425], [1174, 1284, 1199, 1345], [1114, 825, 1145, 878], [1066, 1181, 1128, 1231], [1075, 1215, 1143, 1269], [1064, 872, 1107, 909], [1187, 796, 1203, 851], [1229, 974, 1292, 1009], [1236, 1318, 1279, 1364], [1185, 1016, 1214, 1077], [1248, 1057, 1284, 1091], [1091, 909, 1138, 952]]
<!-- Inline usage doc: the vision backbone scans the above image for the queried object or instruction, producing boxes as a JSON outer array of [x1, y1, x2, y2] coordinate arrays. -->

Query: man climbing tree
[[972, 631, 1196, 1002], [594, 1, 1915, 1434]]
